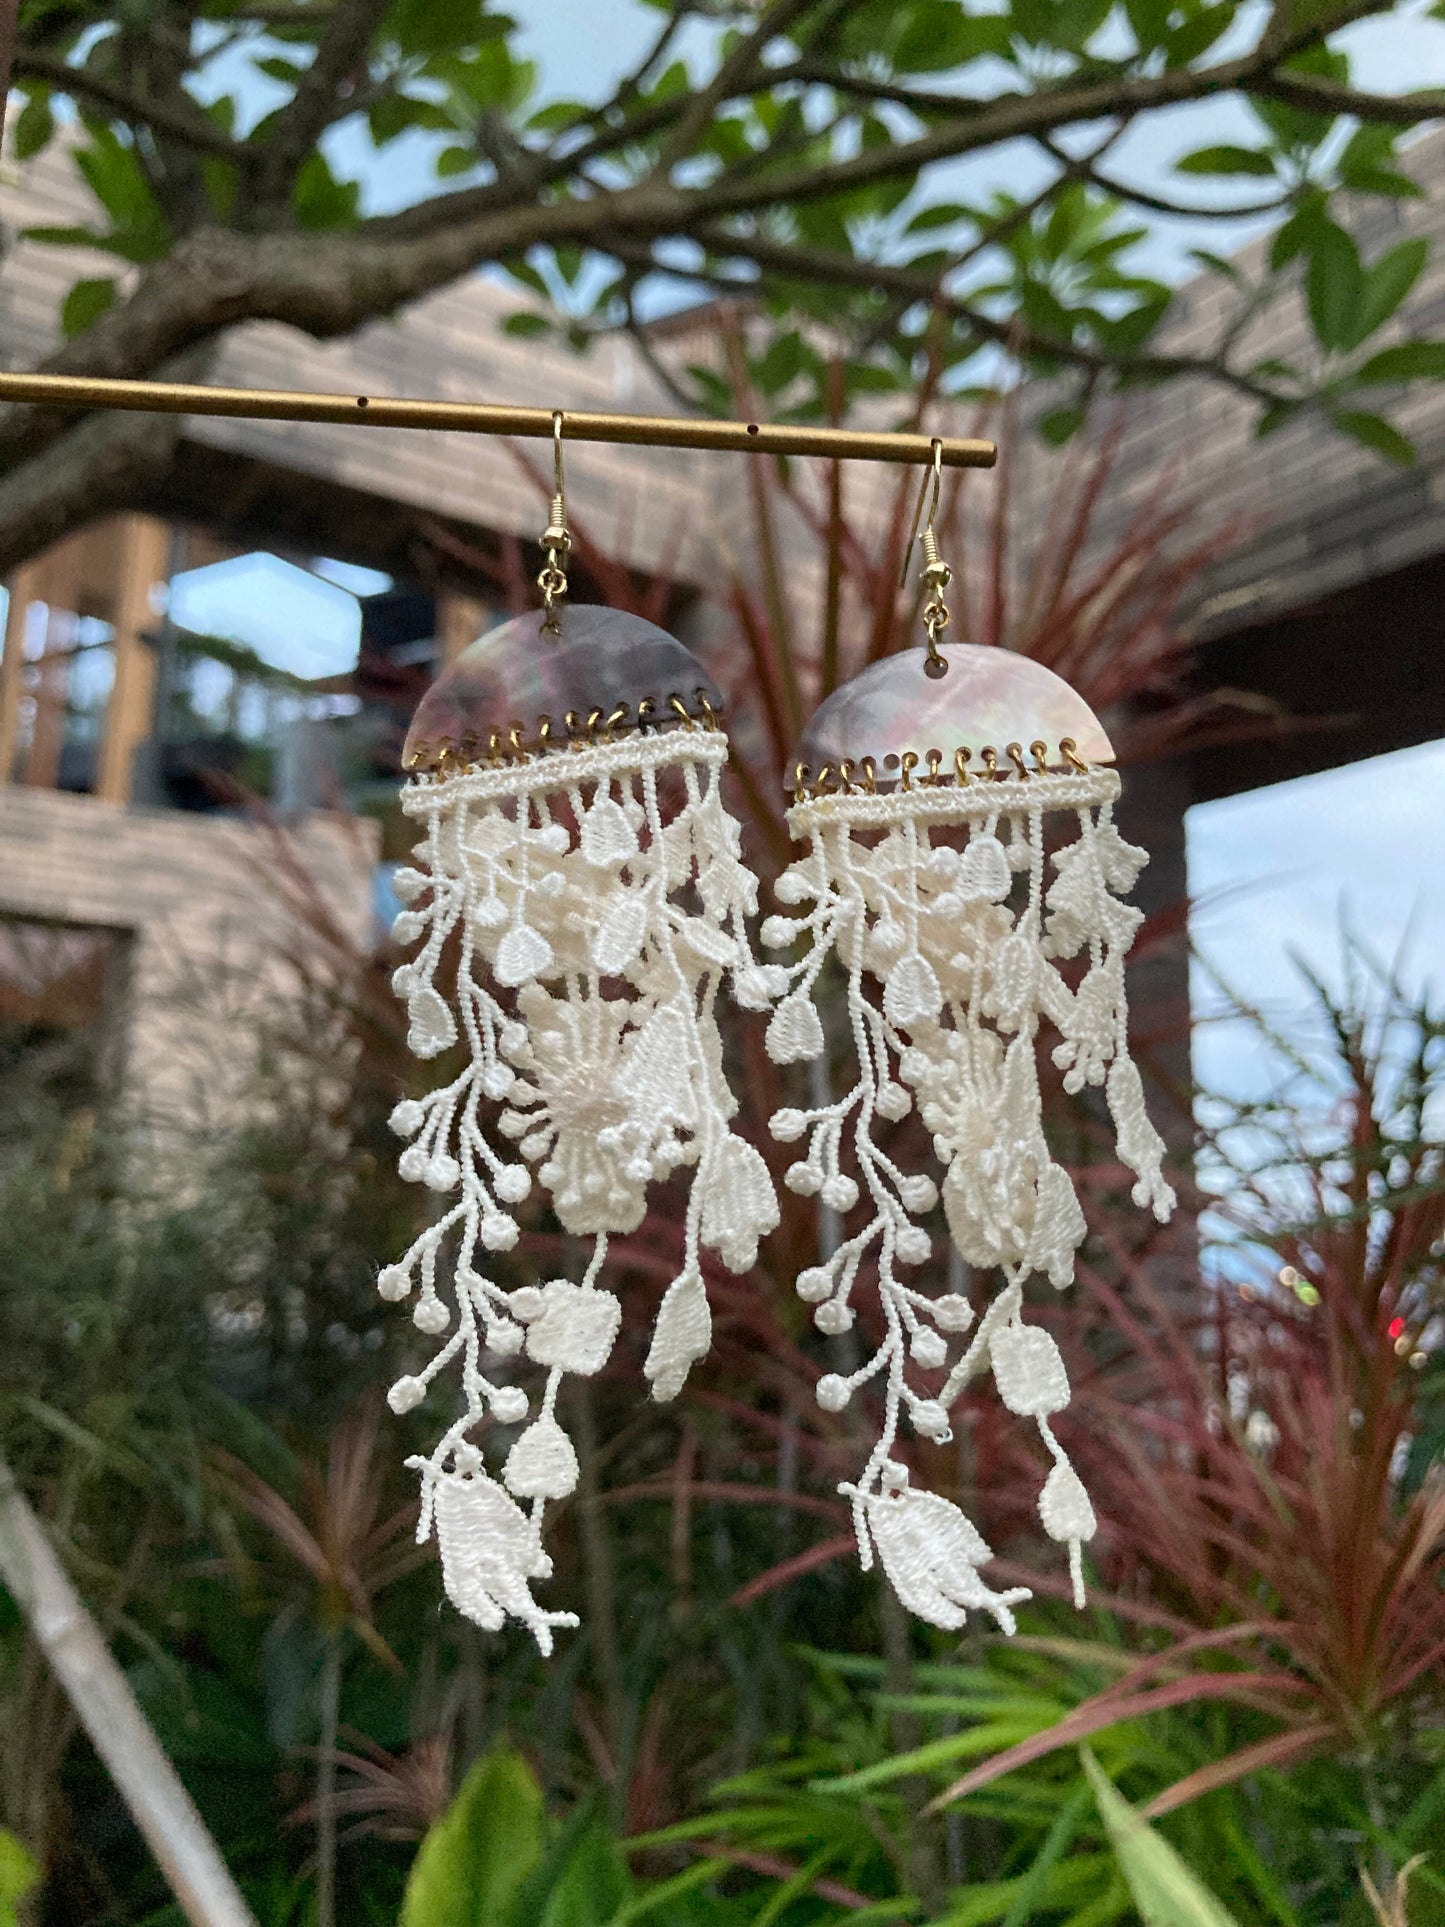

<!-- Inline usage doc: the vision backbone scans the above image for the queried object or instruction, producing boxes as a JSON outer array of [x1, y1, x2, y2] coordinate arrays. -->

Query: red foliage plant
[[933, 964, 1445, 1816]]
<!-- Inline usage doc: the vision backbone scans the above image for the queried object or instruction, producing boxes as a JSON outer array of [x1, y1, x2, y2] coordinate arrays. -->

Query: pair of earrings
[[383, 423, 1173, 1653]]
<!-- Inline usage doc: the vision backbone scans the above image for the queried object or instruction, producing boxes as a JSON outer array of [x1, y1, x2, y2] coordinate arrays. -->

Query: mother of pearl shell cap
[[790, 643, 1113, 790], [404, 606, 723, 768]]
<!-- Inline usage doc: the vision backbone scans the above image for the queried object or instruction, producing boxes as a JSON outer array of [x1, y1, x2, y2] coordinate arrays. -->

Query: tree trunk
[[0, 1454, 257, 1927]]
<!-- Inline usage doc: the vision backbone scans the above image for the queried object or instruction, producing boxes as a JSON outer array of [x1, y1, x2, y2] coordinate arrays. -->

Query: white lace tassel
[[766, 768, 1170, 1629], [385, 732, 781, 1651]]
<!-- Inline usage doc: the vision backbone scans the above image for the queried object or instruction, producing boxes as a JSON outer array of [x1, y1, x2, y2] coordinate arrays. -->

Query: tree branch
[[655, 0, 820, 170], [0, 1453, 257, 1926], [682, 222, 1284, 407], [1254, 73, 1445, 123], [13, 47, 244, 158], [249, 0, 393, 210], [1038, 133, 1290, 223], [675, 1, 1399, 224], [0, 196, 625, 470], [610, 5, 687, 112], [0, 0, 1433, 573]]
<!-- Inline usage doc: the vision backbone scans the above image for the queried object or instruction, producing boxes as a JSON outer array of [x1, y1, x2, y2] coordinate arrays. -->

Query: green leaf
[[502, 257, 551, 299], [527, 99, 592, 135], [127, 1657, 272, 1769], [1269, 192, 1327, 271], [1176, 145, 1276, 177], [1124, 0, 1171, 51], [538, 1821, 631, 1927], [388, 0, 510, 56], [1252, 44, 1349, 149], [200, 154, 239, 223], [1255, 401, 1301, 437], [1355, 340, 1445, 384], [72, 124, 171, 262], [1398, 1758, 1445, 1850], [60, 276, 117, 337], [438, 39, 537, 114], [1304, 219, 1362, 352], [1161, 2, 1234, 65], [1188, 249, 1244, 285], [369, 92, 458, 143], [400, 1745, 545, 1927], [1102, 289, 1169, 354], [293, 150, 360, 229], [1354, 237, 1428, 344], [1345, 166, 1424, 199], [14, 90, 55, 161], [1045, 182, 1089, 256], [894, 2, 1011, 70], [1001, 1784, 1096, 1927], [755, 330, 809, 396], [610, 1858, 735, 1925], [0, 1830, 40, 1927], [1080, 1749, 1245, 1927], [1339, 123, 1423, 198], [75, 124, 156, 227], [906, 201, 975, 235], [503, 312, 551, 338], [1330, 408, 1415, 464], [1040, 405, 1087, 445], [935, 1856, 1104, 1927], [22, 224, 108, 251], [436, 144, 480, 177]]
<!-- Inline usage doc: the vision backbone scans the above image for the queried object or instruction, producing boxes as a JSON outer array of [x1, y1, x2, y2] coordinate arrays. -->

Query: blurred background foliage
[[8, 0, 1445, 576]]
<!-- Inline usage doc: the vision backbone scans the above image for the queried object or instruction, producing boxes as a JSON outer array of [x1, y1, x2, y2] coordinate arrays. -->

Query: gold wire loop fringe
[[786, 737, 1096, 800], [402, 687, 724, 774]]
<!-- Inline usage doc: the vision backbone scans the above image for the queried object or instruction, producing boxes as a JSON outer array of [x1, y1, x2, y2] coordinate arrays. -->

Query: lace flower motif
[[384, 730, 780, 1649], [765, 768, 1174, 1627]]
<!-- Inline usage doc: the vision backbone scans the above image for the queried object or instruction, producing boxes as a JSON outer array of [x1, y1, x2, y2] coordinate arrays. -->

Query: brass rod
[[0, 370, 997, 469]]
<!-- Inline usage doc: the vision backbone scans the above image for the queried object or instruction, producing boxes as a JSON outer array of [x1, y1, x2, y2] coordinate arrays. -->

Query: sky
[[185, 2, 1445, 1085], [1188, 738, 1445, 1098]]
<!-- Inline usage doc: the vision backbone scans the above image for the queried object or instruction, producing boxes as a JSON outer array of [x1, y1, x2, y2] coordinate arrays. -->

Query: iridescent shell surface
[[404, 607, 723, 766], [791, 643, 1113, 788]]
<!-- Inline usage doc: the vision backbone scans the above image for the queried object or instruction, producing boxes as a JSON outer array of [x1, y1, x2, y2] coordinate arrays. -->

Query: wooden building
[[2, 128, 1443, 1110]]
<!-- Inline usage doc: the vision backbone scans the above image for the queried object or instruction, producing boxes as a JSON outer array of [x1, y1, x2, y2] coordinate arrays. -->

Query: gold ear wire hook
[[538, 410, 571, 633], [901, 438, 943, 589], [902, 438, 951, 680]]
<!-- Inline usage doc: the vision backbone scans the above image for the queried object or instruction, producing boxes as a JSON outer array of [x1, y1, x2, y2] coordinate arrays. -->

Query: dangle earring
[[761, 441, 1175, 1633], [384, 415, 779, 1652]]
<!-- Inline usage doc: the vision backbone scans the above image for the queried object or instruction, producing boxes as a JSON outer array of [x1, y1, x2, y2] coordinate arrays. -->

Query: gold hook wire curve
[[900, 437, 945, 591], [538, 409, 571, 631]]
